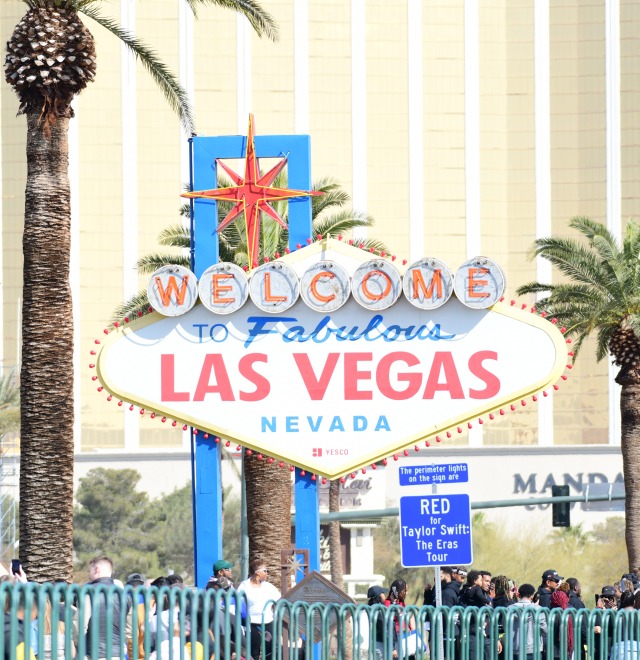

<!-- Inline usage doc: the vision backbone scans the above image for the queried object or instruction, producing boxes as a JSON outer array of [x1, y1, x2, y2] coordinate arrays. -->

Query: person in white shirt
[[236, 559, 281, 660]]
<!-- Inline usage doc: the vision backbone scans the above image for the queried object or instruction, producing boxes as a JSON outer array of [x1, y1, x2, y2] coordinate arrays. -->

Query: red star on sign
[[182, 114, 322, 269]]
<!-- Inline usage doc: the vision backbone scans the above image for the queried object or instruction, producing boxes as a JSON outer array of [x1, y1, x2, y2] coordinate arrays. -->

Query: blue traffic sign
[[399, 494, 472, 567], [399, 463, 468, 486]]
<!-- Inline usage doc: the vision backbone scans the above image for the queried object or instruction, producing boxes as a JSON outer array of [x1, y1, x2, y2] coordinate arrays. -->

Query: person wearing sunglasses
[[237, 559, 281, 660]]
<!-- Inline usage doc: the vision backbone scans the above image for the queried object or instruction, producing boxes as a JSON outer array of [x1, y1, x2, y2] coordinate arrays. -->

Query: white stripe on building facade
[[407, 0, 424, 263], [351, 0, 367, 240], [534, 0, 554, 446], [237, 16, 252, 132], [180, 0, 195, 451], [121, 0, 139, 451], [294, 0, 310, 135], [606, 0, 621, 445], [464, 0, 482, 447]]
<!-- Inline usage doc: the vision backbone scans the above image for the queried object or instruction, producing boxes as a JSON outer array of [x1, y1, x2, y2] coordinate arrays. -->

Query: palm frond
[[0, 370, 19, 408], [518, 282, 600, 306], [312, 210, 375, 240], [357, 237, 390, 254], [158, 225, 190, 248], [570, 216, 618, 247], [311, 180, 350, 218], [596, 325, 616, 362], [79, 6, 195, 135], [626, 315, 640, 341], [183, 0, 279, 41], [112, 290, 151, 322], [528, 236, 616, 293], [516, 281, 557, 296], [138, 253, 190, 274], [0, 407, 20, 438]]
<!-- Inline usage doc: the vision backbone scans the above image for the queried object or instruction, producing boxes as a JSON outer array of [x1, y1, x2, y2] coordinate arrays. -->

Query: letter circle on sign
[[249, 262, 300, 313], [300, 261, 351, 312], [147, 265, 199, 317], [403, 257, 454, 310], [454, 256, 506, 309], [352, 259, 402, 310], [198, 262, 249, 315]]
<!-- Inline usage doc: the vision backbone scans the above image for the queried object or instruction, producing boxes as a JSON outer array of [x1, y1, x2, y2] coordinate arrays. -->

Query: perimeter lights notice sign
[[399, 463, 469, 486], [399, 494, 473, 567]]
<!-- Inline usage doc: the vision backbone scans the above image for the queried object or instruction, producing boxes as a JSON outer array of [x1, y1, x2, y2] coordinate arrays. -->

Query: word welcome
[[147, 255, 505, 317]]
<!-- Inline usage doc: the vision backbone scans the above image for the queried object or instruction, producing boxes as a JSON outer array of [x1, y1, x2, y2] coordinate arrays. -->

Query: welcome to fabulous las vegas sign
[[94, 239, 569, 479]]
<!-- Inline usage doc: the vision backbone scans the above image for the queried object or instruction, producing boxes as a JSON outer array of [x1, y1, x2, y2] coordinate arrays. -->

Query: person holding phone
[[590, 586, 617, 660], [9, 559, 27, 584]]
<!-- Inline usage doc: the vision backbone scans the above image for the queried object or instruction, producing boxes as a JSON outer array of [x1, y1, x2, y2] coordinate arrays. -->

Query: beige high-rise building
[[1, 1, 638, 481]]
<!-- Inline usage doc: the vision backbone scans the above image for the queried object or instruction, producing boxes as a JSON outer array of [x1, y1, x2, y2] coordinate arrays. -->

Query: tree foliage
[[517, 217, 640, 363], [73, 468, 243, 583], [73, 468, 189, 581]]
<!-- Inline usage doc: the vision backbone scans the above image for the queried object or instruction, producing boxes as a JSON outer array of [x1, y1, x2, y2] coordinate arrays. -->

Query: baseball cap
[[213, 559, 234, 573], [367, 585, 386, 600], [126, 573, 145, 586], [542, 569, 563, 583], [600, 585, 616, 598]]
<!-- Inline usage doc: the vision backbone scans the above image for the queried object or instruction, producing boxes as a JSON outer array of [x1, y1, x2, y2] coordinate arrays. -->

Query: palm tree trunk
[[244, 454, 291, 591], [19, 112, 74, 582], [618, 371, 640, 571], [329, 480, 343, 588], [329, 481, 352, 660]]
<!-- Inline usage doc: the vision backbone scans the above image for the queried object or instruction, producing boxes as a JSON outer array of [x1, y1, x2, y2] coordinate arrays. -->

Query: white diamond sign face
[[96, 240, 568, 478]]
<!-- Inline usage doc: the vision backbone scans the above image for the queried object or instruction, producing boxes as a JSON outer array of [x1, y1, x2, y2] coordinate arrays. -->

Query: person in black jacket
[[566, 578, 587, 660], [422, 567, 460, 657], [368, 585, 394, 660], [566, 578, 585, 610], [442, 571, 461, 608], [423, 567, 459, 607], [460, 571, 492, 660], [84, 556, 130, 660], [459, 571, 491, 609], [532, 569, 563, 660], [534, 569, 563, 609]]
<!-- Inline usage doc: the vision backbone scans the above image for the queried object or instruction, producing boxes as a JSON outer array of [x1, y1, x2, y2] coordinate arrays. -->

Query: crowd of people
[[367, 566, 640, 660], [5, 557, 640, 660], [1, 555, 281, 660]]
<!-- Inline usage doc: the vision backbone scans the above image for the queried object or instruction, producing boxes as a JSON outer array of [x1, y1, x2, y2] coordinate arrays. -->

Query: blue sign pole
[[294, 470, 320, 577], [189, 137, 222, 588]]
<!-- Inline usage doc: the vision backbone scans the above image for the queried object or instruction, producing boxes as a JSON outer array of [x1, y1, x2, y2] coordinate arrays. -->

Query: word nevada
[[147, 255, 506, 317]]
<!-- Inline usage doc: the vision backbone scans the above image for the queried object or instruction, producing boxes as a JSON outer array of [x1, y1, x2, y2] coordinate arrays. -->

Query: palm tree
[[328, 480, 343, 588], [517, 216, 640, 570], [4, 0, 277, 582], [113, 176, 387, 589]]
